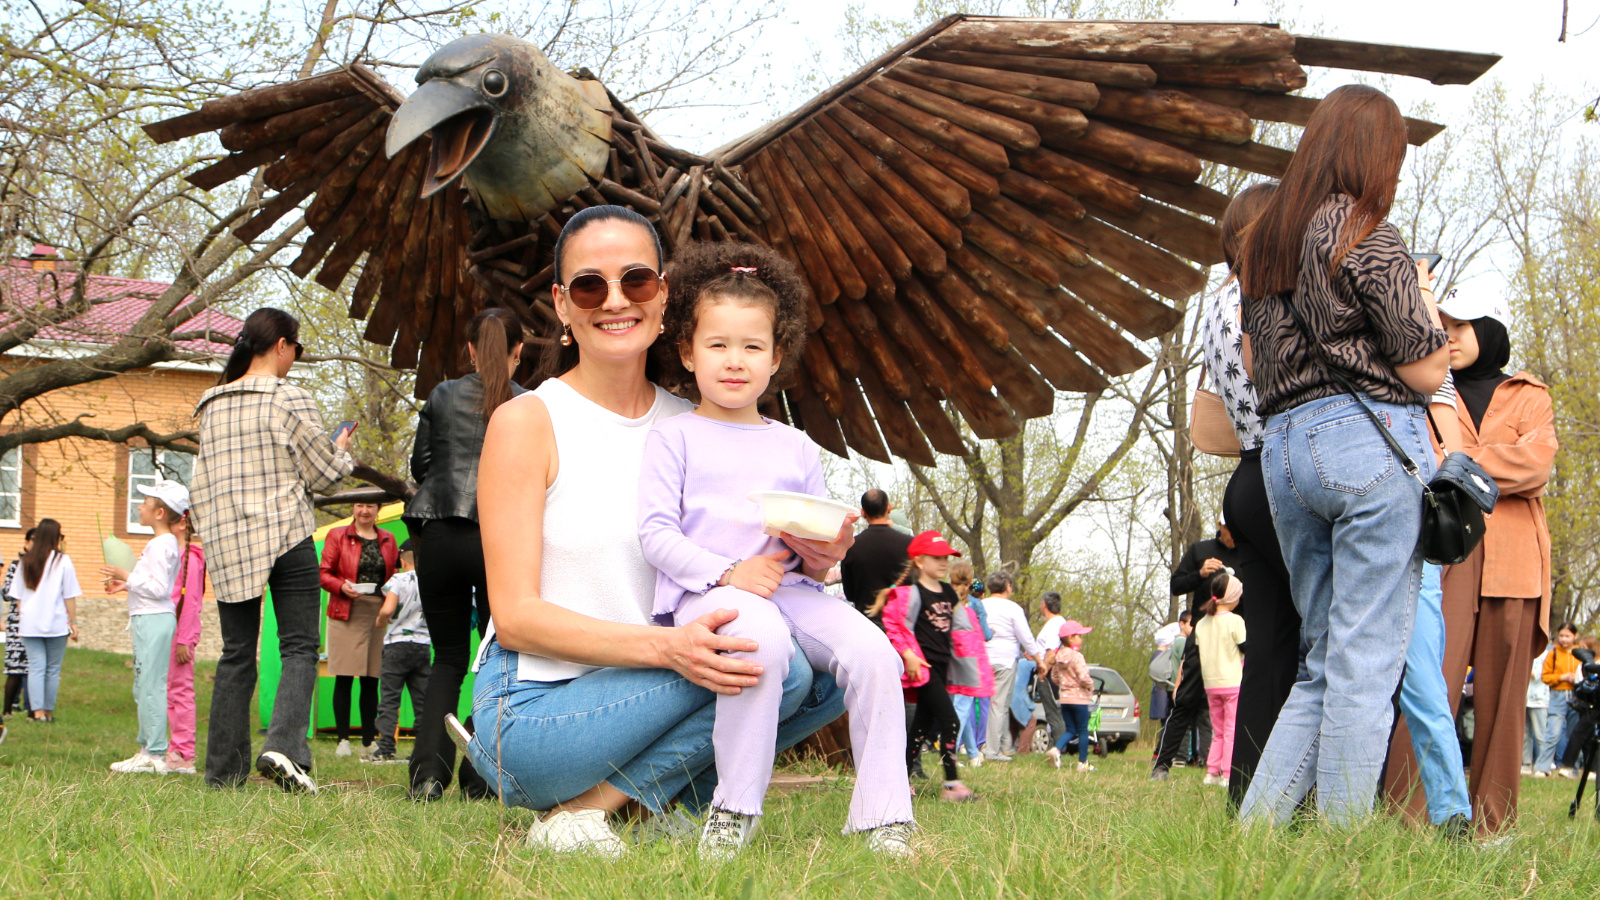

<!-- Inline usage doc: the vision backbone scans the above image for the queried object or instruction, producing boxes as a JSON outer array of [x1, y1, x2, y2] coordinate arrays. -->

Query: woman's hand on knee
[[662, 608, 764, 695]]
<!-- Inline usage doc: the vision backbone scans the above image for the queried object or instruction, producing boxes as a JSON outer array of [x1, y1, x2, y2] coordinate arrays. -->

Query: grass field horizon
[[2, 647, 1599, 898]]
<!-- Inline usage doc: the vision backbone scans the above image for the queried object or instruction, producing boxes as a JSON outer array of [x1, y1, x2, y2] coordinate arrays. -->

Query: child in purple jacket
[[638, 242, 913, 861]]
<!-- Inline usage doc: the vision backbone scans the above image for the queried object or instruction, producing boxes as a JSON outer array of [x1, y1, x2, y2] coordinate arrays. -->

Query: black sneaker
[[1440, 813, 1472, 844], [408, 777, 445, 802], [257, 751, 318, 794], [908, 756, 928, 780], [363, 747, 401, 764], [1150, 766, 1171, 782]]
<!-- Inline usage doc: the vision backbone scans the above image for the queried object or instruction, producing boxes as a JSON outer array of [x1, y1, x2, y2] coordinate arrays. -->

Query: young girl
[[102, 480, 188, 775], [1194, 570, 1246, 786], [638, 241, 913, 860], [1046, 621, 1097, 772], [946, 559, 993, 768], [166, 511, 206, 775], [872, 533, 985, 802]]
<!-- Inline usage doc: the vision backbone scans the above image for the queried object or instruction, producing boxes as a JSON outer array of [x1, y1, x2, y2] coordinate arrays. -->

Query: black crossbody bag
[[1279, 296, 1499, 565]]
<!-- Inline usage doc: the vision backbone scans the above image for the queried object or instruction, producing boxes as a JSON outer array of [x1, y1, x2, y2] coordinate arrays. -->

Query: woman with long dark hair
[[9, 519, 80, 722], [1235, 85, 1450, 826], [403, 307, 525, 801], [191, 307, 353, 793]]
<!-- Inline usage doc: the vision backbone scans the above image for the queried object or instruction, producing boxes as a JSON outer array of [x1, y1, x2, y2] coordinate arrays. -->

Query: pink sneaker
[[165, 755, 197, 775], [940, 781, 977, 802]]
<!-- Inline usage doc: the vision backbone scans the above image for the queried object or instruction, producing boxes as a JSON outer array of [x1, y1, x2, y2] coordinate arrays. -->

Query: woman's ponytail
[[221, 308, 301, 385], [469, 308, 523, 422]]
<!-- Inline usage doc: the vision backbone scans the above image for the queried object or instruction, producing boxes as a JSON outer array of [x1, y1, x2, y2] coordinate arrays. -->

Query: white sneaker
[[1046, 747, 1061, 768], [1520, 765, 1534, 776], [1077, 762, 1096, 773], [1557, 767, 1578, 780], [968, 753, 983, 768], [362, 742, 378, 758], [866, 821, 916, 858], [334, 739, 352, 757], [257, 751, 318, 794], [527, 808, 626, 857], [698, 808, 760, 862], [110, 751, 166, 774], [1203, 774, 1224, 786], [1533, 770, 1549, 778]]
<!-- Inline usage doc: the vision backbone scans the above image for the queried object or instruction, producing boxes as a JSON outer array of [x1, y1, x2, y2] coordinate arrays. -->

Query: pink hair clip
[[731, 266, 757, 274]]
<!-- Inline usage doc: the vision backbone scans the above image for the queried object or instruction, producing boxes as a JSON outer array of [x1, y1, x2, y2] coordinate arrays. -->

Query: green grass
[[2, 648, 1600, 898]]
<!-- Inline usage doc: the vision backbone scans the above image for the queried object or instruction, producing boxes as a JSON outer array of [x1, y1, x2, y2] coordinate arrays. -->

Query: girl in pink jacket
[[166, 514, 206, 774], [1046, 621, 1098, 772], [871, 531, 987, 802]]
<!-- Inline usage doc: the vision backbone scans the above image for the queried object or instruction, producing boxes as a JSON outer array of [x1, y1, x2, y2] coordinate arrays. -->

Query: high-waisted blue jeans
[[469, 637, 845, 815], [1239, 393, 1432, 826]]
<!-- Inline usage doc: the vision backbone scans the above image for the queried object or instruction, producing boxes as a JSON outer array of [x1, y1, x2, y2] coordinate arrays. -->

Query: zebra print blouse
[[1241, 195, 1446, 417]]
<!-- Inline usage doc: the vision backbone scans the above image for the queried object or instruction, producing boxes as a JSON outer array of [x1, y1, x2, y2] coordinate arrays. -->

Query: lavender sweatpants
[[675, 582, 913, 832]]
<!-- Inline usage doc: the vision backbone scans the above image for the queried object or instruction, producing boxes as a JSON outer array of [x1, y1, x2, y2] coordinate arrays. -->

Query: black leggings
[[332, 675, 378, 745], [909, 665, 960, 782], [4, 673, 23, 715], [1222, 450, 1300, 808], [411, 517, 491, 794]]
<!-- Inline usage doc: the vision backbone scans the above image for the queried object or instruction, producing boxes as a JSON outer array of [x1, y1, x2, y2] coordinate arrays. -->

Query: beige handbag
[[1190, 367, 1241, 458]]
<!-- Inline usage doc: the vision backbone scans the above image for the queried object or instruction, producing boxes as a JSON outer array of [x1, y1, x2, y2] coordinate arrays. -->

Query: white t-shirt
[[983, 595, 1041, 669], [382, 570, 429, 645], [1037, 614, 1066, 653], [127, 533, 179, 617], [10, 552, 83, 638]]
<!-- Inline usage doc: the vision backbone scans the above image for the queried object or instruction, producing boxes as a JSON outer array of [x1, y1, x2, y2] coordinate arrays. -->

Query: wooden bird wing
[[710, 18, 1500, 465]]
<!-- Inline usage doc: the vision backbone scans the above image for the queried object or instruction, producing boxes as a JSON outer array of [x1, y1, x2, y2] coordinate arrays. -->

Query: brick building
[[0, 245, 242, 657]]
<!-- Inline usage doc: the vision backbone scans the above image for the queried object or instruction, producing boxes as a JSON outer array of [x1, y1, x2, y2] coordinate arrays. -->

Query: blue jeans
[[469, 637, 845, 814], [1525, 704, 1548, 767], [22, 635, 67, 712], [1399, 564, 1470, 824], [1055, 703, 1092, 762], [1239, 394, 1432, 827], [954, 695, 981, 757], [1540, 690, 1577, 771]]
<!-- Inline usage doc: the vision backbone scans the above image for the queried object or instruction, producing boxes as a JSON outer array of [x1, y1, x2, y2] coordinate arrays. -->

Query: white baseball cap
[[137, 479, 190, 517], [1436, 286, 1513, 330]]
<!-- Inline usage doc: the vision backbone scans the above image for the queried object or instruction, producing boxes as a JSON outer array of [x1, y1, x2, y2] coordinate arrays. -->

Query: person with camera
[[1425, 290, 1558, 835]]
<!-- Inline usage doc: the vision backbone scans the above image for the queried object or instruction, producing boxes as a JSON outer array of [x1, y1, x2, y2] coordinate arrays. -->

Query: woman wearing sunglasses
[[463, 206, 849, 856], [191, 307, 354, 793]]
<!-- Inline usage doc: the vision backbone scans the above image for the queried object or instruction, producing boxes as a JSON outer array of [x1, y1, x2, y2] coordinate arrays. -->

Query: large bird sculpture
[[145, 16, 1499, 465]]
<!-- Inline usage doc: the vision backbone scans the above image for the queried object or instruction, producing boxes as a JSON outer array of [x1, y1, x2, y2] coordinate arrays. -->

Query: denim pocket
[[1306, 414, 1396, 495]]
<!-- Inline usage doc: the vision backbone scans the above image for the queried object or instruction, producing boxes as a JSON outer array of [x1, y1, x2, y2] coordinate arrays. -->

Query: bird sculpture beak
[[385, 79, 497, 197]]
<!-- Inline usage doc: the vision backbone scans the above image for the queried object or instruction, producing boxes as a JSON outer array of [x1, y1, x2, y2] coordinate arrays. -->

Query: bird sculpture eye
[[482, 69, 507, 97]]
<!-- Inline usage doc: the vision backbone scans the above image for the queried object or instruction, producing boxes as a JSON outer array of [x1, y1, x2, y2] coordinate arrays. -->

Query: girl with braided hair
[[638, 241, 915, 860]]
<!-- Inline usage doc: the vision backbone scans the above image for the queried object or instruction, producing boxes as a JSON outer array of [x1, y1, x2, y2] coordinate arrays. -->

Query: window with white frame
[[126, 448, 192, 534], [0, 447, 21, 528]]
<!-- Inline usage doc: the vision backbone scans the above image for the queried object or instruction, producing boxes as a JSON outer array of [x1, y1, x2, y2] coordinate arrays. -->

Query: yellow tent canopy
[[312, 502, 408, 541]]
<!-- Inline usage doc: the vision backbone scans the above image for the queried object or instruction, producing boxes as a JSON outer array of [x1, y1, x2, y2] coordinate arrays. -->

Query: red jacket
[[319, 525, 398, 620]]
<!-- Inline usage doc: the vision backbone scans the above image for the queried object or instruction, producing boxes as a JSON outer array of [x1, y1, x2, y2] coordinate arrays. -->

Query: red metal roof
[[0, 258, 240, 354]]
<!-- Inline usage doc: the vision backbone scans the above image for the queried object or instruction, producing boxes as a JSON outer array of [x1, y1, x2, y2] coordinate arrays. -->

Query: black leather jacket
[[406, 373, 526, 522]]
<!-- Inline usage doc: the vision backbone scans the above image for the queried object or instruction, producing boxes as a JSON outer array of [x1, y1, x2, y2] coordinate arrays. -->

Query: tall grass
[[1, 648, 1598, 898]]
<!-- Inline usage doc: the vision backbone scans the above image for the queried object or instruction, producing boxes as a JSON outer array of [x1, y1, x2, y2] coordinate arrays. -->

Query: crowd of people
[[0, 78, 1588, 858]]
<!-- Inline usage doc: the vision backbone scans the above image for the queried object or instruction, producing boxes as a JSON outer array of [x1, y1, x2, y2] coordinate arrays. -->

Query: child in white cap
[[101, 479, 190, 775]]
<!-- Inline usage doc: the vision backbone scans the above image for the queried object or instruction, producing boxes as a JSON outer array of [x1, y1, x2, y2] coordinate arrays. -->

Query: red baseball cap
[[907, 530, 961, 558]]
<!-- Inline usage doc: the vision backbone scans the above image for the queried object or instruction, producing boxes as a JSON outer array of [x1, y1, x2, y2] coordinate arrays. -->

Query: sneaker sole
[[258, 751, 318, 794]]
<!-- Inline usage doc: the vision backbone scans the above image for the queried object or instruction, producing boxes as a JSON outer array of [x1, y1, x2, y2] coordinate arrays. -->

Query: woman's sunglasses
[[559, 266, 662, 310]]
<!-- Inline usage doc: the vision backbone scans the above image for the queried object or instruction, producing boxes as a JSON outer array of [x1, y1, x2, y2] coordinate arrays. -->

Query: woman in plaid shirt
[[191, 308, 353, 793]]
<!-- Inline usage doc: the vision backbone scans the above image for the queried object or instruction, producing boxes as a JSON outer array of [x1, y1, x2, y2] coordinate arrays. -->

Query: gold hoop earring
[[559, 325, 573, 347]]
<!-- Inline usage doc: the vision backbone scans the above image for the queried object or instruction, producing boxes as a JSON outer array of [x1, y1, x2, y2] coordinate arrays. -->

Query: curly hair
[[660, 241, 811, 401]]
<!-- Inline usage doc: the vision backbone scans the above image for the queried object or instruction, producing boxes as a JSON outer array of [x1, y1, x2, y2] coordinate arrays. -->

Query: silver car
[[1029, 664, 1142, 756]]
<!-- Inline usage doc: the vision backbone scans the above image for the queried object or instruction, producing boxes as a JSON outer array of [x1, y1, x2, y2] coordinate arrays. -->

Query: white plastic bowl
[[351, 583, 379, 595], [747, 491, 856, 541]]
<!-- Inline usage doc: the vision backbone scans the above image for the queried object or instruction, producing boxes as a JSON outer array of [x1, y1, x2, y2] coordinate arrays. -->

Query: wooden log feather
[[761, 150, 869, 300], [1150, 57, 1307, 93], [1055, 259, 1182, 340], [187, 141, 294, 192], [901, 375, 968, 456], [143, 69, 361, 143], [232, 181, 315, 243], [929, 268, 1011, 352], [1083, 199, 1223, 266], [896, 56, 1099, 109], [305, 126, 386, 232], [1051, 213, 1205, 300], [823, 107, 972, 222], [997, 169, 1087, 222], [863, 289, 954, 399], [913, 48, 1156, 89], [1011, 146, 1142, 216], [784, 130, 914, 280], [842, 93, 1006, 192], [831, 300, 911, 399], [1048, 120, 1203, 183], [1180, 87, 1446, 146], [1072, 154, 1231, 219], [931, 21, 1296, 65], [219, 94, 366, 153], [992, 303, 1107, 392], [744, 163, 825, 331], [811, 115, 962, 255], [803, 342, 847, 419], [1091, 87, 1255, 144], [973, 194, 1089, 268], [795, 122, 946, 274], [856, 365, 935, 465], [959, 207, 1077, 290], [900, 275, 995, 392], [835, 374, 892, 464], [774, 138, 901, 297], [881, 66, 1088, 143], [1120, 122, 1293, 177], [752, 154, 845, 304], [792, 387, 849, 457], [867, 74, 1040, 151]]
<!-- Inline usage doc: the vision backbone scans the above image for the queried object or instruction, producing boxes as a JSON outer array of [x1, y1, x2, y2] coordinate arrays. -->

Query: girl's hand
[[99, 565, 128, 581], [780, 512, 860, 574], [68, 623, 79, 643], [725, 551, 787, 599], [103, 578, 127, 594], [901, 649, 925, 682], [663, 607, 765, 695], [174, 643, 193, 666]]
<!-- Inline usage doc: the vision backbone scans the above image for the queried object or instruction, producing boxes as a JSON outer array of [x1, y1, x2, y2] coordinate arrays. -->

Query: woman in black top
[[405, 308, 525, 801], [1234, 85, 1450, 827]]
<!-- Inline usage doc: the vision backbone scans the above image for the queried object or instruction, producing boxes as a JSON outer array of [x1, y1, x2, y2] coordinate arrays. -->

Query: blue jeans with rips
[[1399, 564, 1471, 824], [1238, 393, 1433, 827], [468, 637, 845, 815]]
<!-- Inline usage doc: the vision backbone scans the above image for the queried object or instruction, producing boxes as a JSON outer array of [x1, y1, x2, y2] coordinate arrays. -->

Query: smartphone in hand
[[1413, 252, 1443, 273], [336, 420, 358, 440]]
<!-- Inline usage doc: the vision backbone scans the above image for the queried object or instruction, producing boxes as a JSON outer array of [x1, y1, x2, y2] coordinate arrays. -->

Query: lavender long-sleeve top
[[638, 412, 827, 617]]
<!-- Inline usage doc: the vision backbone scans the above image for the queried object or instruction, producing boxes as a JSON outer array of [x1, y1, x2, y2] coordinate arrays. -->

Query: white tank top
[[499, 377, 691, 683]]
